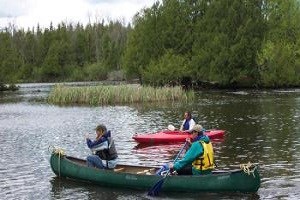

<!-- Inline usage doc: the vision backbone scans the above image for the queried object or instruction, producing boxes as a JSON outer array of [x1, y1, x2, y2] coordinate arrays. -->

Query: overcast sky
[[0, 0, 156, 30]]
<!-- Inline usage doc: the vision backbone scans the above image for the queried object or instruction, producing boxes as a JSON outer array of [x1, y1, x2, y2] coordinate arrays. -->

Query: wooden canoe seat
[[136, 168, 156, 175], [114, 168, 125, 172]]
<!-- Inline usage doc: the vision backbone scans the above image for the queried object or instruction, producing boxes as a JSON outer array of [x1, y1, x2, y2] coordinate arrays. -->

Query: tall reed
[[48, 84, 195, 105]]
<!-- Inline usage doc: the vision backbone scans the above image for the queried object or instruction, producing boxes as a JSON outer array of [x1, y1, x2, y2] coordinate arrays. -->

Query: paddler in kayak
[[179, 111, 196, 132]]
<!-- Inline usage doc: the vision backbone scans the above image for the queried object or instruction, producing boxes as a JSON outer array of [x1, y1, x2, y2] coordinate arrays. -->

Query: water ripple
[[0, 86, 300, 199]]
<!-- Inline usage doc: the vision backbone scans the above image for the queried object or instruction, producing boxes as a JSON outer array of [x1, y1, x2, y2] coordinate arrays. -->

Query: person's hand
[[186, 137, 191, 144], [169, 163, 175, 173], [85, 133, 90, 139]]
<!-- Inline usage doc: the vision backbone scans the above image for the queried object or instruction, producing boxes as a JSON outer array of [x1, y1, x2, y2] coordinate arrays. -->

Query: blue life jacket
[[183, 119, 191, 130]]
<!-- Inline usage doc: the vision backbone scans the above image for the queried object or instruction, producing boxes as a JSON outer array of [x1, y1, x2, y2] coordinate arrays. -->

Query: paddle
[[147, 141, 187, 196], [167, 124, 176, 131]]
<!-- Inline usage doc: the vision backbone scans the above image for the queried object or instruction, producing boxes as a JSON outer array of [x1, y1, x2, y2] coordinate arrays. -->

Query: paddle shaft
[[148, 142, 188, 196], [161, 141, 188, 177], [173, 141, 187, 163]]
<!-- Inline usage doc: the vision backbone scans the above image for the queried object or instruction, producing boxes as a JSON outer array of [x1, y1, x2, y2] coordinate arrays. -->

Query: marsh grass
[[48, 84, 195, 105]]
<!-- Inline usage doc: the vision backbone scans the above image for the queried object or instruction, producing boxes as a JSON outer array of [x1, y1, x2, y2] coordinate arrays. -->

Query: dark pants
[[176, 165, 193, 175]]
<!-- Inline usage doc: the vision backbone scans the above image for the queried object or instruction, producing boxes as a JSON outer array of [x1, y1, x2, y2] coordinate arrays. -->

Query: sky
[[0, 0, 156, 30]]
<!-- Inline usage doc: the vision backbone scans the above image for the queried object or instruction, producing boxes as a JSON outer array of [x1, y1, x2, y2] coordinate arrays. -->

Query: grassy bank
[[48, 84, 195, 105]]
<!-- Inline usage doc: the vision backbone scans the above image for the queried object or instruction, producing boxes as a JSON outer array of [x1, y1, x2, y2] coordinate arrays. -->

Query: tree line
[[1, 0, 300, 89], [0, 20, 128, 84]]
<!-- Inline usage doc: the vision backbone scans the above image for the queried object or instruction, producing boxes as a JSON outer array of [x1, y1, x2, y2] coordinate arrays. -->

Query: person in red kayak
[[179, 111, 196, 132]]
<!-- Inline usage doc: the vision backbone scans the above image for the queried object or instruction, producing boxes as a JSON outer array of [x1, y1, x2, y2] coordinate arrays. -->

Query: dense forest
[[1, 0, 300, 89]]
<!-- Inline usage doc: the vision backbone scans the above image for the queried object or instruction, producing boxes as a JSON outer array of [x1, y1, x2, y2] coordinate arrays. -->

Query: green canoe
[[50, 149, 260, 193]]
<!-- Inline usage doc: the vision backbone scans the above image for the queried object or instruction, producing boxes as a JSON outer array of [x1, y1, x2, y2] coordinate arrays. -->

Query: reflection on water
[[0, 83, 299, 199], [50, 177, 151, 200], [50, 176, 260, 200]]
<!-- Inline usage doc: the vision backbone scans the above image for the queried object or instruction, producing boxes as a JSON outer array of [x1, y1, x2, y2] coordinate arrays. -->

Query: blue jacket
[[86, 131, 111, 148]]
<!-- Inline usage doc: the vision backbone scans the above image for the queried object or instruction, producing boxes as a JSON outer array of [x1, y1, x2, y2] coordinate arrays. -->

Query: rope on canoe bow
[[49, 146, 65, 177], [240, 162, 256, 178]]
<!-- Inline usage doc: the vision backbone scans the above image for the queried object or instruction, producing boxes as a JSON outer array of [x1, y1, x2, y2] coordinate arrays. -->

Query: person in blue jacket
[[85, 124, 118, 169], [170, 124, 215, 175]]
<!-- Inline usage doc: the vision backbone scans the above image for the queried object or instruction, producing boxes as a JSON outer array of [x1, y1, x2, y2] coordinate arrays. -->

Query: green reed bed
[[48, 84, 195, 105]]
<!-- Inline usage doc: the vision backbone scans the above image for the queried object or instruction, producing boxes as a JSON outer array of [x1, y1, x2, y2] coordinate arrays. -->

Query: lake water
[[0, 83, 299, 200]]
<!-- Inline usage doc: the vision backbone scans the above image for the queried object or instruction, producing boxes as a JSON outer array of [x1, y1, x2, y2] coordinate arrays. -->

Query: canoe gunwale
[[63, 155, 255, 176]]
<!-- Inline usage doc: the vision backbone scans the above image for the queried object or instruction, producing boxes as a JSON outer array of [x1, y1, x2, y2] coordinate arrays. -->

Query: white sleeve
[[188, 119, 196, 131], [91, 141, 109, 152]]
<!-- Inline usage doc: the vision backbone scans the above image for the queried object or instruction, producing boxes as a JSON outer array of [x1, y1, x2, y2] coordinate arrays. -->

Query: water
[[0, 83, 299, 199]]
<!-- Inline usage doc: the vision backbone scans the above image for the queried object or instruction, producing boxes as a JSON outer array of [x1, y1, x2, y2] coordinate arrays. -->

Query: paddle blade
[[168, 124, 175, 131], [147, 178, 165, 196]]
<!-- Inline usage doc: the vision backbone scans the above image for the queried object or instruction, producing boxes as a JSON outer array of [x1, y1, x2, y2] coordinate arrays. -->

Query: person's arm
[[179, 120, 185, 131], [187, 119, 196, 132], [90, 140, 109, 151], [86, 136, 108, 149]]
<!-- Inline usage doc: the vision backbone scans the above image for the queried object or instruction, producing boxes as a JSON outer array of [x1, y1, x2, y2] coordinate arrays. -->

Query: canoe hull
[[132, 129, 225, 144], [50, 152, 260, 193]]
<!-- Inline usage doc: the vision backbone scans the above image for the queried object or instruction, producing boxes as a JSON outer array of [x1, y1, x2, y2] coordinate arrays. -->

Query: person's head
[[191, 124, 203, 136], [95, 124, 107, 138], [184, 111, 192, 120]]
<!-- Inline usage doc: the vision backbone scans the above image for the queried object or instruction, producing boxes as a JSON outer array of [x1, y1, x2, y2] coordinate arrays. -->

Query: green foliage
[[257, 0, 300, 87], [258, 41, 300, 87], [191, 0, 265, 86], [142, 50, 190, 86], [123, 2, 165, 81], [0, 0, 300, 88], [123, 0, 300, 88], [67, 62, 108, 81], [0, 20, 127, 84], [84, 62, 108, 81]]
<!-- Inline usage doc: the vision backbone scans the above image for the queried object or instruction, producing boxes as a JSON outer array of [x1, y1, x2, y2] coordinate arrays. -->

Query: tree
[[143, 50, 189, 86], [258, 0, 300, 87], [123, 2, 164, 81], [192, 0, 266, 87], [0, 31, 23, 82]]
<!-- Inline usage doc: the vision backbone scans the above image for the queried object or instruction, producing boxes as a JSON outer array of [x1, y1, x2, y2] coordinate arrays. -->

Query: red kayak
[[132, 129, 225, 144]]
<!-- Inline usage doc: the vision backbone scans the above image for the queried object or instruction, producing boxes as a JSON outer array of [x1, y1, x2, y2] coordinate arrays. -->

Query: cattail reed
[[48, 84, 194, 105]]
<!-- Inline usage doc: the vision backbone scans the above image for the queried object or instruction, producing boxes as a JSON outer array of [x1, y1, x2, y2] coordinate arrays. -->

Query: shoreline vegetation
[[1, 1, 299, 89], [48, 84, 195, 105]]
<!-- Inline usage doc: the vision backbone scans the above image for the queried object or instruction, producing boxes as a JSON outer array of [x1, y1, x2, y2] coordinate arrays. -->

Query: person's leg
[[87, 155, 104, 169], [176, 165, 192, 175]]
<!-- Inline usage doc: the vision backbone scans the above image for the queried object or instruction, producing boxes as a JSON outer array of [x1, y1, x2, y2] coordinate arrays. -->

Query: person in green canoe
[[157, 124, 215, 175], [85, 124, 118, 169]]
